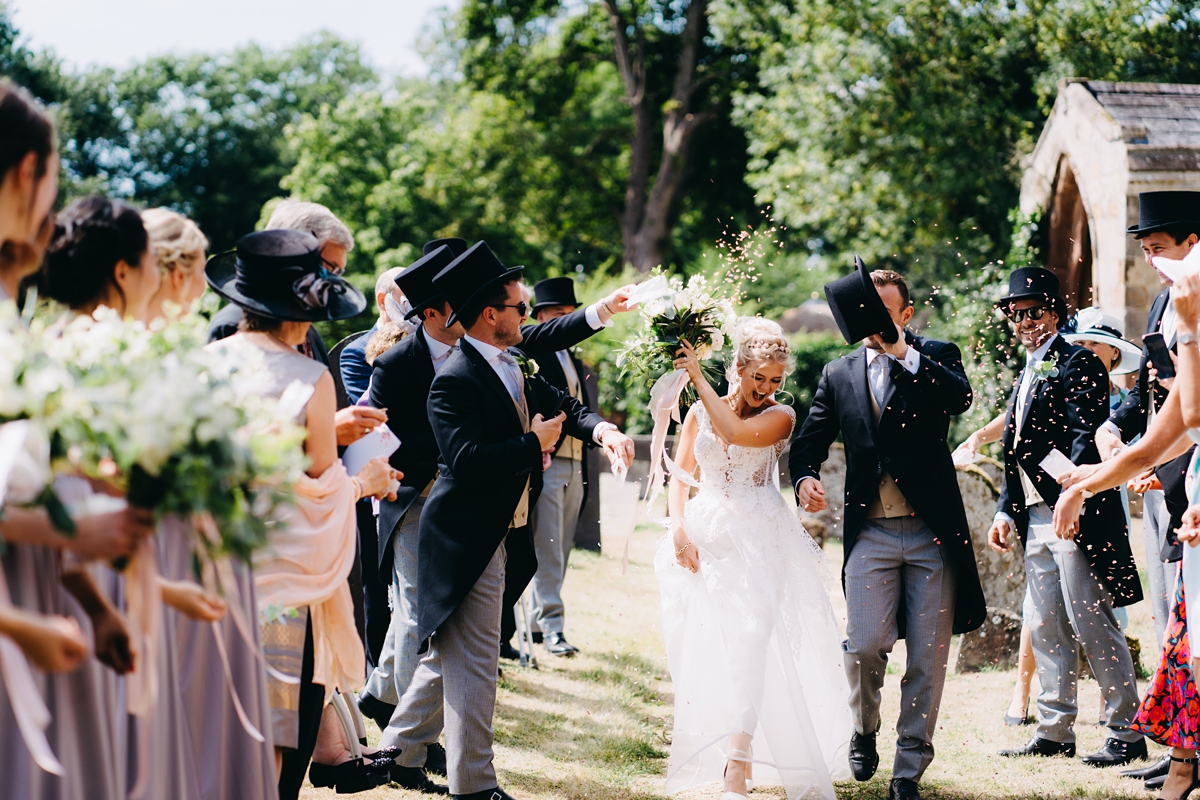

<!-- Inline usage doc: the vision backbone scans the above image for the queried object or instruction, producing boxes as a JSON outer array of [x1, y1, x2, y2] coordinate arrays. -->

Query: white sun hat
[[1062, 306, 1142, 375]]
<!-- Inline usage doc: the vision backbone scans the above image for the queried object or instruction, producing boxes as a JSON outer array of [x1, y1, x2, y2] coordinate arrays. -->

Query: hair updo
[[142, 208, 207, 275], [727, 316, 794, 383], [0, 81, 56, 184], [43, 196, 148, 310]]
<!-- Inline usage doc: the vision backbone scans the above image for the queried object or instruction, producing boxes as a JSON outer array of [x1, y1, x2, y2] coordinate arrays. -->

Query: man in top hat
[[374, 241, 633, 800], [987, 267, 1145, 767], [789, 264, 983, 800], [358, 242, 635, 792]]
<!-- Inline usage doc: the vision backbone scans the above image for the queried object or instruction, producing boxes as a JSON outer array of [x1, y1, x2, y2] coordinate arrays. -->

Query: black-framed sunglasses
[[1006, 305, 1049, 324], [320, 256, 345, 276], [492, 301, 529, 317]]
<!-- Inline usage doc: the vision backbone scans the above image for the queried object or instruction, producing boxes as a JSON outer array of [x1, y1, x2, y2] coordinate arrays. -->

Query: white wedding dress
[[654, 402, 852, 799]]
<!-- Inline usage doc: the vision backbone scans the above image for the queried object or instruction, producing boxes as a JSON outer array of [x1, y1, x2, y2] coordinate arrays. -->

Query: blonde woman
[[656, 317, 852, 800], [143, 208, 209, 321]]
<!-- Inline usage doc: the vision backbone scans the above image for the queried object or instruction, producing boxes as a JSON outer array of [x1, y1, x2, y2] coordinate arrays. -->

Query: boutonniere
[[514, 353, 539, 380], [1031, 352, 1060, 383]]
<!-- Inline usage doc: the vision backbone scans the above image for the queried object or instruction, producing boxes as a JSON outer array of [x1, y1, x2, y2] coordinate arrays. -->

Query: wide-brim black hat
[[532, 276, 579, 312], [1127, 191, 1200, 236], [423, 238, 469, 258], [823, 256, 900, 345], [996, 266, 1068, 320], [205, 229, 366, 322], [433, 241, 524, 327], [395, 246, 457, 320]]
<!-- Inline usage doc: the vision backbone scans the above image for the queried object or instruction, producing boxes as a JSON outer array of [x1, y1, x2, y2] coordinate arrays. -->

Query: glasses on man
[[320, 257, 345, 276], [1006, 305, 1049, 324], [492, 301, 529, 318]]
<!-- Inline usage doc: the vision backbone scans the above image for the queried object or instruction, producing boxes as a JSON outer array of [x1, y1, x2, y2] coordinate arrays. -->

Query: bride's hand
[[672, 340, 706, 385], [672, 525, 699, 573]]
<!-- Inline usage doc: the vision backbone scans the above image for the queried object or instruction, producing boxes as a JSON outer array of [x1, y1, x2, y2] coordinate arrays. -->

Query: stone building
[[1020, 79, 1200, 335]]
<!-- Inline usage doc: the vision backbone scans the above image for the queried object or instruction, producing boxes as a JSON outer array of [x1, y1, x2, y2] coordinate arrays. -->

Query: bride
[[655, 317, 852, 800]]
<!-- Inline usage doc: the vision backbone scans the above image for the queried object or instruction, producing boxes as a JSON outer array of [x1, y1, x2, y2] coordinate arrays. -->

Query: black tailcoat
[[998, 336, 1143, 607], [369, 308, 601, 571], [788, 333, 986, 635], [415, 339, 604, 646]]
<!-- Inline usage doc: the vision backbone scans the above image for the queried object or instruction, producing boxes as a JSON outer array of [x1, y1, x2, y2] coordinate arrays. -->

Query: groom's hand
[[532, 412, 566, 451], [600, 430, 635, 468], [797, 477, 826, 512]]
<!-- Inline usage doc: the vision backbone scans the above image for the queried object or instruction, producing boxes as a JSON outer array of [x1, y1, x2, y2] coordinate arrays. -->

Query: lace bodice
[[691, 402, 795, 490]]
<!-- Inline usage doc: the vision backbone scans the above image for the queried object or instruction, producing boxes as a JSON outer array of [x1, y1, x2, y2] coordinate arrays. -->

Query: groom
[[788, 264, 985, 800], [382, 241, 634, 800]]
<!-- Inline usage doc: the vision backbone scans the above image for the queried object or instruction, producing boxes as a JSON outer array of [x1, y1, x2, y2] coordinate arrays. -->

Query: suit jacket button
[[885, 504, 892, 510], [884, 457, 891, 464]]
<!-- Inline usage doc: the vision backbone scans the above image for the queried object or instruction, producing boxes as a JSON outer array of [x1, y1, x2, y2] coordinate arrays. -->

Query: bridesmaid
[[0, 81, 156, 800]]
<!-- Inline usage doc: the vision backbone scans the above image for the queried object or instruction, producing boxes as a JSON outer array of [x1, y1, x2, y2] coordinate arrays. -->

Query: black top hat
[[1127, 191, 1200, 236], [432, 241, 524, 328], [395, 246, 457, 320], [532, 277, 579, 313], [205, 229, 366, 322], [996, 266, 1067, 320], [823, 256, 900, 345], [423, 238, 469, 258]]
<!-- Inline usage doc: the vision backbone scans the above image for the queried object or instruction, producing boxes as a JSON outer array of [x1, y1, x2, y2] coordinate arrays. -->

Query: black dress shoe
[[890, 777, 923, 800], [499, 641, 521, 661], [1123, 753, 1170, 779], [424, 741, 447, 777], [357, 692, 396, 730], [1081, 736, 1148, 767], [391, 765, 449, 794], [849, 730, 879, 781], [545, 632, 580, 657], [1147, 773, 1167, 791], [532, 631, 544, 644], [308, 758, 389, 793], [999, 737, 1076, 758], [454, 788, 517, 800]]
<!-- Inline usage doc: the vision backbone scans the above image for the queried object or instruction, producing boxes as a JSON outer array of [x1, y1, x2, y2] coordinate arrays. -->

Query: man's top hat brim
[[532, 277, 579, 313], [440, 266, 524, 327], [823, 256, 900, 345], [1127, 191, 1200, 235], [395, 246, 457, 320], [205, 250, 367, 322]]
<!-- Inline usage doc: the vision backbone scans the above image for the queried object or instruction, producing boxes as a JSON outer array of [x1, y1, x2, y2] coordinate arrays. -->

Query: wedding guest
[[204, 228, 401, 799], [341, 265, 406, 404], [377, 241, 633, 800], [988, 268, 1144, 767], [790, 265, 984, 800], [143, 208, 209, 321], [0, 83, 155, 800]]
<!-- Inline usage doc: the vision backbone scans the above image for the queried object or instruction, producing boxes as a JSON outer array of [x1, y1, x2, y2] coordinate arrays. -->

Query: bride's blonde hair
[[726, 317, 794, 387]]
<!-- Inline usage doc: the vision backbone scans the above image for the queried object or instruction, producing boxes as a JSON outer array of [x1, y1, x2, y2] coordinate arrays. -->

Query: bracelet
[[1180, 332, 1200, 347], [602, 300, 615, 316], [350, 476, 363, 502], [675, 543, 692, 556]]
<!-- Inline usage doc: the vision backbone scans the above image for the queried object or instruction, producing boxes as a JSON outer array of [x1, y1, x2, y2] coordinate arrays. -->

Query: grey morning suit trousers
[[1142, 489, 1179, 651], [529, 455, 584, 634], [1023, 502, 1141, 744], [842, 516, 956, 782], [380, 538, 507, 795], [365, 497, 425, 708]]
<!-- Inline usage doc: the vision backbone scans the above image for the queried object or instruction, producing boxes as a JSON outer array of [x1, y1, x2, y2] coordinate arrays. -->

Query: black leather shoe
[[889, 777, 923, 800], [1123, 753, 1170, 779], [390, 765, 449, 794], [545, 632, 580, 657], [499, 641, 521, 661], [424, 741, 447, 777], [1081, 737, 1148, 767], [999, 737, 1076, 758], [532, 632, 544, 644], [309, 758, 389, 793], [455, 788, 517, 800], [849, 730, 879, 781], [357, 692, 396, 731], [1146, 773, 1166, 791]]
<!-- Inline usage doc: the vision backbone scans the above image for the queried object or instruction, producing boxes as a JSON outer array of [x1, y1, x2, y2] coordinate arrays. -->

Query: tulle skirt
[[654, 483, 852, 799]]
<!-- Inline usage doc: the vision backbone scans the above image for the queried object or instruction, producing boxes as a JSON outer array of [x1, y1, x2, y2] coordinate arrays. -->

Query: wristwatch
[[1080, 488, 1095, 499], [1179, 332, 1199, 346]]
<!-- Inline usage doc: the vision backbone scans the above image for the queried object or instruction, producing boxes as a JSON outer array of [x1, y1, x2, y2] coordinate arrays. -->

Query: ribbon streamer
[[125, 536, 162, 800], [0, 569, 64, 776]]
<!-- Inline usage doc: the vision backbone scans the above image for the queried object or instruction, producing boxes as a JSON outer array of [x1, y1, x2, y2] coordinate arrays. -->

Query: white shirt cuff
[[994, 511, 1015, 528], [584, 303, 611, 330], [592, 421, 618, 445], [897, 345, 920, 374], [1100, 420, 1122, 440]]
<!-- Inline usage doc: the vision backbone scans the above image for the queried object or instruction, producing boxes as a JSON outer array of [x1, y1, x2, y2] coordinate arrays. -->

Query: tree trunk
[[603, 0, 714, 272]]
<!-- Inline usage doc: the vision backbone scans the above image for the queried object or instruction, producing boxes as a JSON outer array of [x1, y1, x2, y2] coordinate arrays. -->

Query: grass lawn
[[301, 475, 1163, 799]]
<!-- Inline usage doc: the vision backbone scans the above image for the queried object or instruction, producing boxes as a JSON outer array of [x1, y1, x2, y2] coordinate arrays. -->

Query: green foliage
[[787, 331, 855, 425]]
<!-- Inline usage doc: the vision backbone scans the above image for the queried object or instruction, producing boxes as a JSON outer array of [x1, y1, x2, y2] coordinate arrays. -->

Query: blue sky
[[10, 0, 456, 75]]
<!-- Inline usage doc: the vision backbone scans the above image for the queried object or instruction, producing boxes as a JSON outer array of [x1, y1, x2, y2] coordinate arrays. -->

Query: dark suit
[[379, 338, 603, 792], [996, 334, 1142, 745], [788, 332, 982, 781]]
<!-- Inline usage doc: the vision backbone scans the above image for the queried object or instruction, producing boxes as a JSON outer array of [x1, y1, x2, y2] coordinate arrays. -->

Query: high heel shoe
[[1003, 700, 1031, 727], [1161, 754, 1200, 800], [722, 747, 752, 799]]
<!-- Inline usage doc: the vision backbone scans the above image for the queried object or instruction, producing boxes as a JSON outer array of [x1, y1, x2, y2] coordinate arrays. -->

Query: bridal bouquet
[[44, 310, 308, 562]]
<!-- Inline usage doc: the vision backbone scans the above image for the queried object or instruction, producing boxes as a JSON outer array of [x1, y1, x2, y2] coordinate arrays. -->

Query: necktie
[[557, 350, 583, 401], [496, 353, 522, 405], [869, 356, 890, 408]]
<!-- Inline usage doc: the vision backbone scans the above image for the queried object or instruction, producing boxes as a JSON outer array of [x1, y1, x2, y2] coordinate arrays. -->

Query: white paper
[[623, 274, 674, 309], [1153, 246, 1200, 282], [951, 444, 982, 468], [1030, 522, 1075, 554], [342, 424, 400, 477], [1038, 448, 1075, 481]]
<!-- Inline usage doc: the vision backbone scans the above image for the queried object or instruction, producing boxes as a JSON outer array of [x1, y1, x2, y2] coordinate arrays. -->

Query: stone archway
[[1045, 160, 1094, 313]]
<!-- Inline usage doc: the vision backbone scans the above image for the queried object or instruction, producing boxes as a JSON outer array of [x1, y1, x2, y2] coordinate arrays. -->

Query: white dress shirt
[[423, 325, 457, 374], [864, 343, 920, 407], [995, 334, 1058, 528]]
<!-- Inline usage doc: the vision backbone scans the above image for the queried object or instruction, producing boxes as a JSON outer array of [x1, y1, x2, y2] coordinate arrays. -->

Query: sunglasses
[[320, 257, 345, 276], [492, 301, 529, 317], [1006, 305, 1049, 324]]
